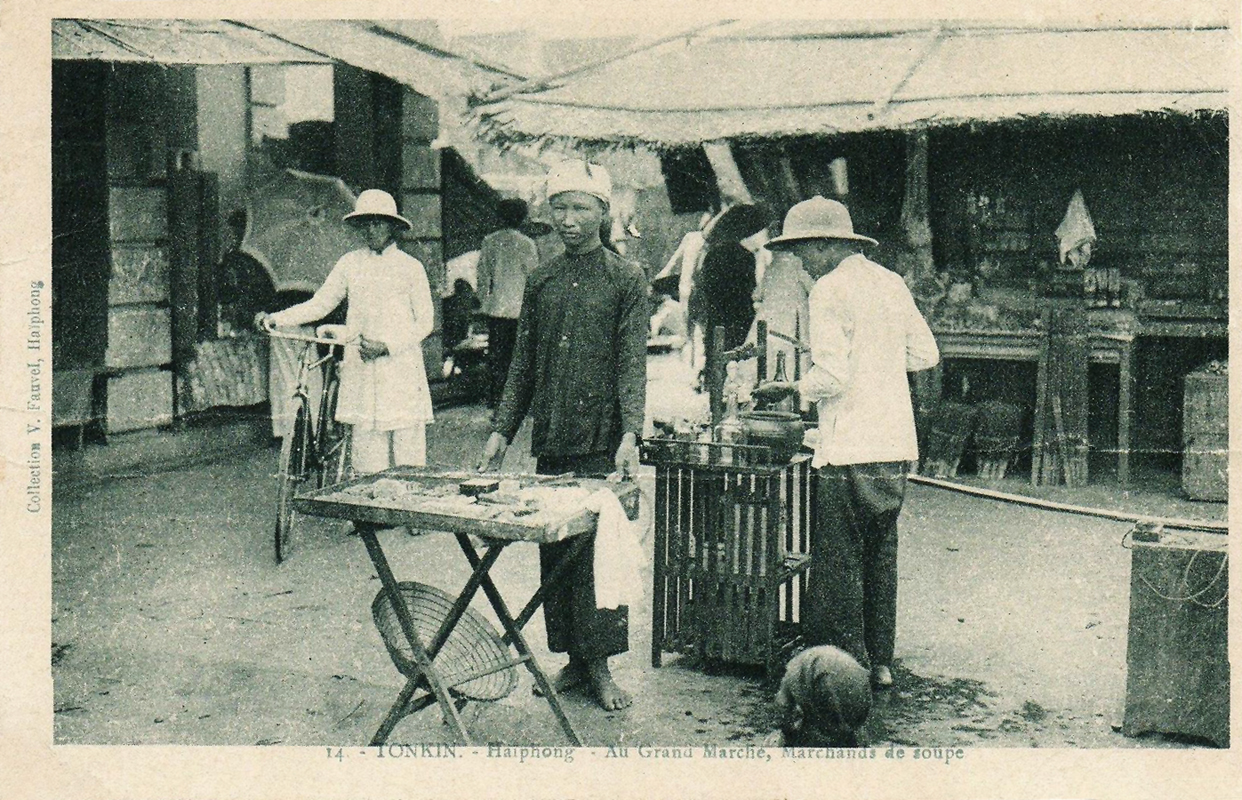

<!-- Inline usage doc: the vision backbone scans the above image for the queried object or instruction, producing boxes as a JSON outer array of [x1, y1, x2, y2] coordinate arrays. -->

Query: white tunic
[[269, 244, 435, 431], [797, 254, 939, 467]]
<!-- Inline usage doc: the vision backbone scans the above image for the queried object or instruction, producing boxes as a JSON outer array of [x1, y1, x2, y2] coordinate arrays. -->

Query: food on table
[[459, 478, 500, 496]]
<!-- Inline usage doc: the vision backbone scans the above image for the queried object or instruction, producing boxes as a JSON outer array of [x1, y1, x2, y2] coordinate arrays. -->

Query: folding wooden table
[[295, 467, 638, 746]]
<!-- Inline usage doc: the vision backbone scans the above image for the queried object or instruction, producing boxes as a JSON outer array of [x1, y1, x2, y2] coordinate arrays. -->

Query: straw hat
[[343, 189, 412, 231], [767, 196, 877, 250]]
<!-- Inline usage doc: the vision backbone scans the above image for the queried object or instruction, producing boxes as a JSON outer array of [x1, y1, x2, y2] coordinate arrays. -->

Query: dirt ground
[[50, 353, 1222, 749]]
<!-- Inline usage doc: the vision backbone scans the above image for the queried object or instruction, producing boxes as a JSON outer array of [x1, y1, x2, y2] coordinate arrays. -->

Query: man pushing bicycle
[[257, 190, 436, 474]]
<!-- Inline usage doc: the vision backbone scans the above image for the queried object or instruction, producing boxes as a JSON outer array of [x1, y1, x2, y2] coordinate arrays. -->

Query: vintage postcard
[[1, 0, 1239, 797]]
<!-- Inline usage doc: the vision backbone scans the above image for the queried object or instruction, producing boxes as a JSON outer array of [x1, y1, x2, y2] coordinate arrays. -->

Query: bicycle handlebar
[[264, 324, 360, 347]]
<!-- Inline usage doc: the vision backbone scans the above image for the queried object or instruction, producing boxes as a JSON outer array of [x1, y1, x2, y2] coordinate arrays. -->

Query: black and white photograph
[[2, 1, 1238, 798]]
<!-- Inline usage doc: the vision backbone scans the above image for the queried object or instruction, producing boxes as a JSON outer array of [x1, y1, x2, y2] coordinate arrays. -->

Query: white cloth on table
[[797, 254, 939, 467], [553, 488, 644, 611], [268, 243, 435, 432], [587, 488, 643, 611]]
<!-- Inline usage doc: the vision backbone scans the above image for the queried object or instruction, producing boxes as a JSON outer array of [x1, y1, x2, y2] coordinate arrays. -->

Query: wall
[[398, 88, 446, 377], [195, 66, 248, 227]]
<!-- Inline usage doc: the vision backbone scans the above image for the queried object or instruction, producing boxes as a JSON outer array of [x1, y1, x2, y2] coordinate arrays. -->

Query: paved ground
[[51, 353, 1223, 748]]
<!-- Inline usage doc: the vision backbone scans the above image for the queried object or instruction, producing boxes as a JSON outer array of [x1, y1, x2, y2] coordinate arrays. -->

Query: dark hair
[[498, 198, 529, 228], [227, 210, 247, 233]]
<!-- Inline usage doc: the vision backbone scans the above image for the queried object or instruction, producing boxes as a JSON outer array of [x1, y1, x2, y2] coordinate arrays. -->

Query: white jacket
[[797, 254, 939, 467], [270, 244, 435, 431]]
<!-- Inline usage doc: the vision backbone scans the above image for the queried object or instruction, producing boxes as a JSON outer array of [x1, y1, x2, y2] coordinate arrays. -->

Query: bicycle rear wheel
[[275, 402, 313, 563]]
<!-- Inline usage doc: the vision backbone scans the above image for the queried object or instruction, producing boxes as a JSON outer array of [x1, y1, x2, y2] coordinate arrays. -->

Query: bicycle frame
[[293, 340, 344, 482]]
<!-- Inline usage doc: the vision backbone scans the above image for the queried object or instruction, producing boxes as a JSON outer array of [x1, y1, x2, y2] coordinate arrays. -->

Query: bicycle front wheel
[[275, 403, 313, 564], [317, 372, 351, 488]]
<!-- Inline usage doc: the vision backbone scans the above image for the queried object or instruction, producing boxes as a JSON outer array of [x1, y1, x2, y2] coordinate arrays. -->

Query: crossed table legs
[[357, 523, 590, 746]]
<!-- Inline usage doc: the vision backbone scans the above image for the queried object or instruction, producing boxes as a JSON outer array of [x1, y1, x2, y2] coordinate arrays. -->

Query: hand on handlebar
[[358, 335, 389, 362]]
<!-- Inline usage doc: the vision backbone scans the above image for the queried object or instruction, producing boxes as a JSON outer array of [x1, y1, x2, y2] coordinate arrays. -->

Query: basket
[[371, 582, 518, 702]]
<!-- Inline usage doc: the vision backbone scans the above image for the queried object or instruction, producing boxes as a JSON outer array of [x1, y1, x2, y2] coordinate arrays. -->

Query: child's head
[[775, 646, 872, 747], [498, 198, 529, 229]]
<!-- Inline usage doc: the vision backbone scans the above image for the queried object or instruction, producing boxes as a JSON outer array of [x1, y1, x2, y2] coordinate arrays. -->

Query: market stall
[[294, 466, 639, 746]]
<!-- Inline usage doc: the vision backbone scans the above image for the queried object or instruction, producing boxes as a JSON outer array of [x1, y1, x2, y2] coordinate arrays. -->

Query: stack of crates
[[1182, 365, 1228, 502]]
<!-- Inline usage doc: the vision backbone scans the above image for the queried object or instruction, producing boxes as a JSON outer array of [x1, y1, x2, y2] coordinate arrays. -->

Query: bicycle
[[265, 324, 357, 563]]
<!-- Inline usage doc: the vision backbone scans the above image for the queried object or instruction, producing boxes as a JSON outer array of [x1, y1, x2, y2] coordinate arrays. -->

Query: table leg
[[455, 534, 583, 746], [359, 525, 473, 746], [370, 677, 421, 746]]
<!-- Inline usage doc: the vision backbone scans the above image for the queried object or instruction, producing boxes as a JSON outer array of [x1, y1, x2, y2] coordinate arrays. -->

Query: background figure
[[689, 204, 771, 360], [217, 210, 276, 338], [775, 646, 873, 747], [441, 278, 479, 353], [477, 198, 539, 408], [736, 248, 815, 398]]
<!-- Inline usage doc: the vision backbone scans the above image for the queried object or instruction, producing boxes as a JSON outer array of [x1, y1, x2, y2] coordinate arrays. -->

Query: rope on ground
[[907, 473, 1228, 533]]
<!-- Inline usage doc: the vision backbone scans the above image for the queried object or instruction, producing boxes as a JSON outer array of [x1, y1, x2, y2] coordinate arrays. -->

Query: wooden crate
[[647, 448, 814, 675], [105, 369, 173, 433], [1122, 530, 1229, 746], [1183, 370, 1228, 502]]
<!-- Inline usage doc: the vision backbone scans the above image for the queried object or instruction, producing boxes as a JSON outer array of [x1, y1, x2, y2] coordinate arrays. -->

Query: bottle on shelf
[[771, 350, 796, 413], [718, 364, 744, 465]]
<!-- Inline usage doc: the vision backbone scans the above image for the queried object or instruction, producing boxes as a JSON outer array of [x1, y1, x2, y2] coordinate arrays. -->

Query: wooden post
[[709, 324, 726, 426], [755, 319, 768, 385]]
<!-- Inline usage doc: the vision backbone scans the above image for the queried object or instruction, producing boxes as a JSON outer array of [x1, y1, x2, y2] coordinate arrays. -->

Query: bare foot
[[533, 660, 586, 697], [586, 658, 632, 711]]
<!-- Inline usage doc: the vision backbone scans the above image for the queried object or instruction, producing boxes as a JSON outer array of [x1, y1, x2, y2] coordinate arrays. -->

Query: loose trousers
[[351, 425, 427, 474], [804, 462, 907, 669], [535, 451, 629, 661]]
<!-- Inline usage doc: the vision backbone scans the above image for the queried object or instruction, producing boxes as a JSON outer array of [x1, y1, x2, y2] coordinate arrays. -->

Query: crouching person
[[775, 646, 873, 748]]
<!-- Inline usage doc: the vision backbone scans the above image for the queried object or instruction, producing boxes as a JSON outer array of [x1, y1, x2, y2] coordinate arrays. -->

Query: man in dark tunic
[[478, 160, 647, 711]]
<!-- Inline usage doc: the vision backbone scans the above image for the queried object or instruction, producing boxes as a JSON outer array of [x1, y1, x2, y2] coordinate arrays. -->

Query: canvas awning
[[472, 20, 1232, 147], [242, 20, 523, 100], [53, 19, 332, 64]]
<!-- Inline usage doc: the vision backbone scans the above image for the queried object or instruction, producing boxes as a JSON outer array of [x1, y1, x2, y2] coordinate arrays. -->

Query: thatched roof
[[471, 21, 1233, 147], [242, 20, 522, 100], [53, 19, 331, 64]]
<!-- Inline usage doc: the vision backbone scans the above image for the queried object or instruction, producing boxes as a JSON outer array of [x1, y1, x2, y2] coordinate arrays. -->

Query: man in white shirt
[[476, 198, 540, 408], [757, 196, 939, 689]]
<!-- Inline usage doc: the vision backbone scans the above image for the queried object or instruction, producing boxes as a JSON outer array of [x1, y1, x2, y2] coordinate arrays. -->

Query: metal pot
[[739, 410, 805, 464]]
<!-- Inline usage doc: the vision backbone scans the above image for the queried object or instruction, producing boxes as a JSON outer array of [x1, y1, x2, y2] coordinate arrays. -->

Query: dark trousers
[[804, 462, 907, 670], [535, 451, 629, 661], [487, 316, 519, 406]]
